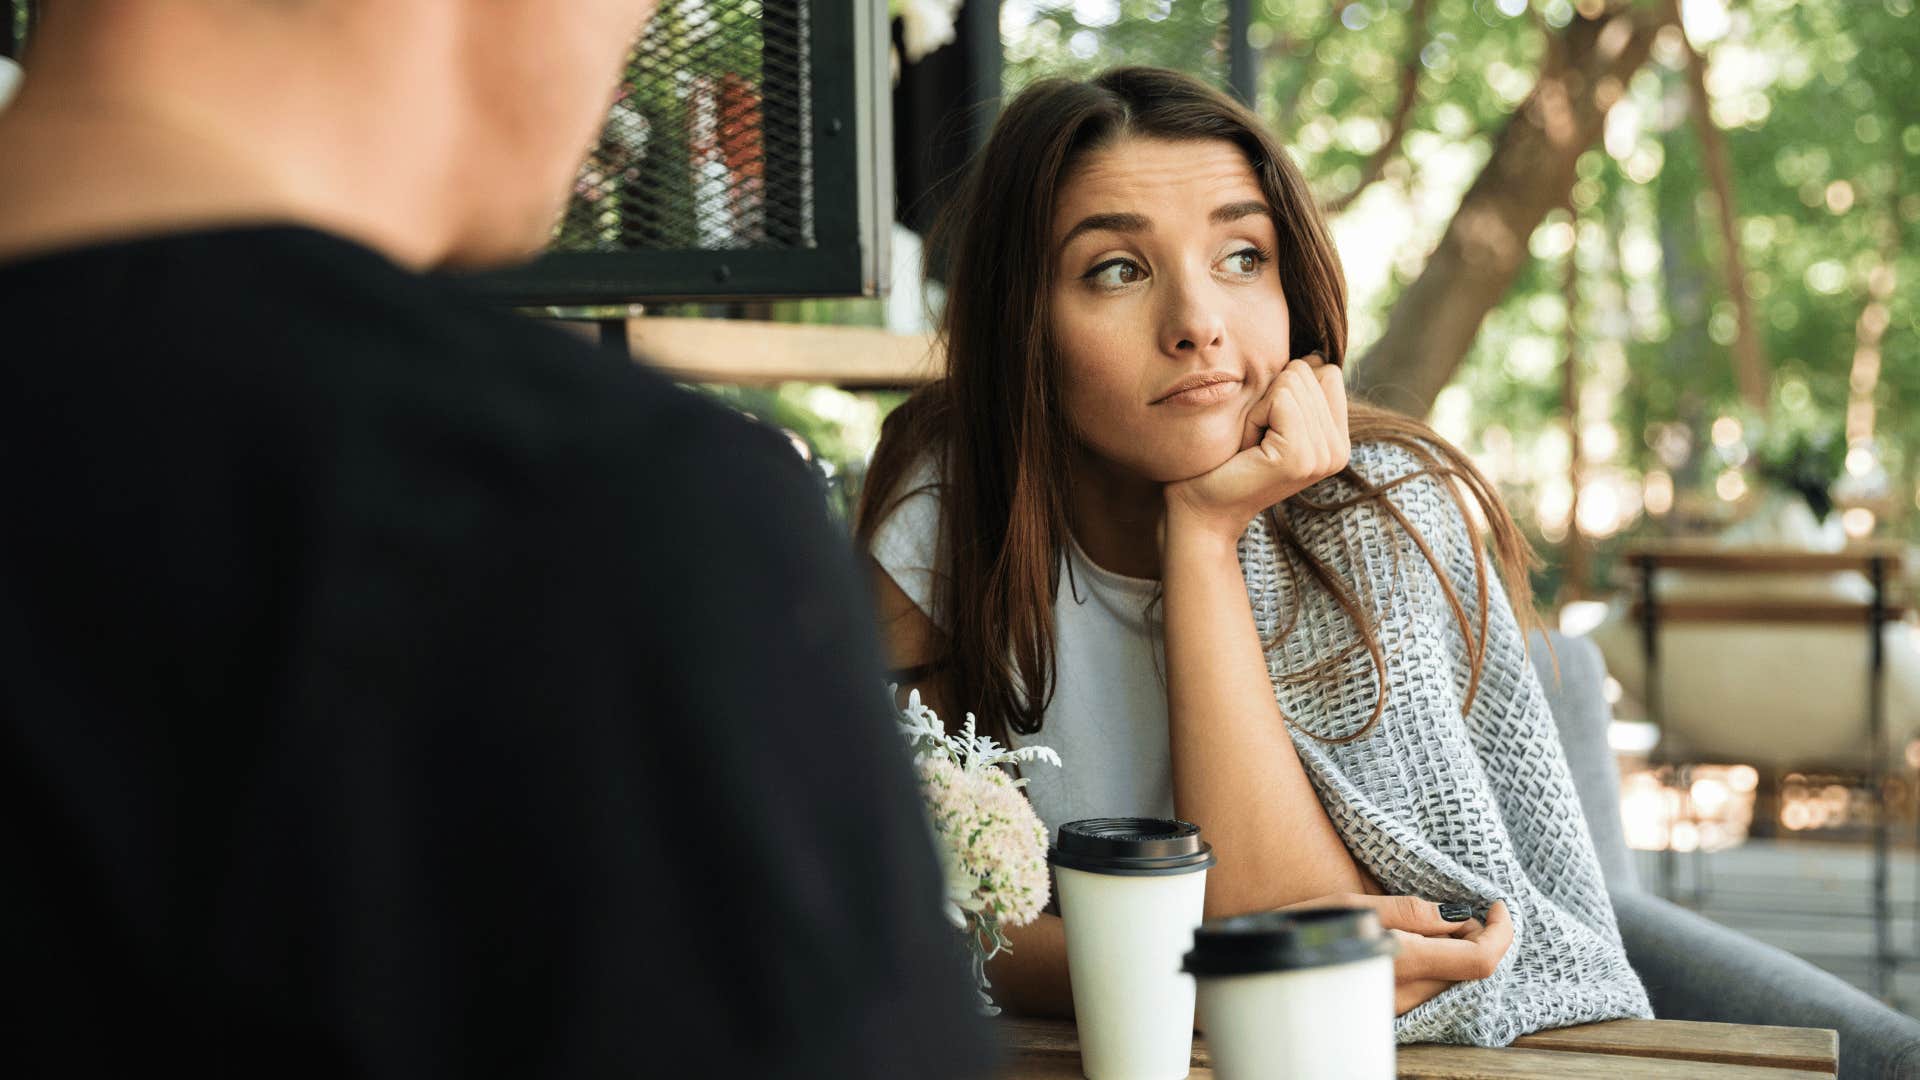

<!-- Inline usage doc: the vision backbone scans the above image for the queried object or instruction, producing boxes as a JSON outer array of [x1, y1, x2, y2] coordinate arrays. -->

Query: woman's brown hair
[[856, 66, 1548, 750]]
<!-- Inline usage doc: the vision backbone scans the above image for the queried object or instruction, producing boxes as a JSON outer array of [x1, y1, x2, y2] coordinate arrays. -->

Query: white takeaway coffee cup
[[1049, 818, 1215, 1080], [1181, 907, 1397, 1080]]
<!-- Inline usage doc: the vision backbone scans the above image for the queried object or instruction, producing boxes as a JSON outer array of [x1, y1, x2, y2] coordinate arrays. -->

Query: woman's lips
[[1152, 378, 1243, 407]]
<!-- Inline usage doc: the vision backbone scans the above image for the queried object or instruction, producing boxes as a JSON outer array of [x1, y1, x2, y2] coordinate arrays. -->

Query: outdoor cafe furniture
[[1541, 628, 1920, 1077], [1587, 543, 1918, 998], [1589, 542, 1917, 773], [999, 1013, 1840, 1078]]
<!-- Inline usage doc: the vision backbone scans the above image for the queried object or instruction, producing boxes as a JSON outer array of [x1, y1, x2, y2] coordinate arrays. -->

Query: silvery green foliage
[[891, 684, 1060, 1016], [895, 685, 1063, 782]]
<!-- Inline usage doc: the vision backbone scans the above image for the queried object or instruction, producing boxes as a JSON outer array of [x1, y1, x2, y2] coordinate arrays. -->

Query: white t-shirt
[[869, 457, 1178, 839]]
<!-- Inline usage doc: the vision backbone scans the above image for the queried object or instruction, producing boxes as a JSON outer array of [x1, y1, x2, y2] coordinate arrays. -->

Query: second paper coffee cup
[[1181, 907, 1397, 1079], [1049, 817, 1215, 1080]]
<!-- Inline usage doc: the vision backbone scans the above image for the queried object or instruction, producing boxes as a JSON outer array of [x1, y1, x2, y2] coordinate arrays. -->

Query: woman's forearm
[[1160, 508, 1369, 917], [985, 911, 1073, 1018]]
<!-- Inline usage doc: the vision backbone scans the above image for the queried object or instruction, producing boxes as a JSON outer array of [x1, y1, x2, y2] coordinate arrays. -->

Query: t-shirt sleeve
[[866, 455, 945, 625]]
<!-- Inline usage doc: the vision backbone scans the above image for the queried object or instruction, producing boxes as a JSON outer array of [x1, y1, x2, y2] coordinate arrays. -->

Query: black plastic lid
[[1047, 818, 1215, 877], [1181, 908, 1397, 977]]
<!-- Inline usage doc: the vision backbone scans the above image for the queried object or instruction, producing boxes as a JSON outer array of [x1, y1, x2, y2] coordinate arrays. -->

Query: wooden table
[[1001, 1016, 1839, 1078]]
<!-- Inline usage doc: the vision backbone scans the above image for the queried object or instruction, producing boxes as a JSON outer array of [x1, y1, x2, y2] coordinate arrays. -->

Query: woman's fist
[[1164, 354, 1350, 546]]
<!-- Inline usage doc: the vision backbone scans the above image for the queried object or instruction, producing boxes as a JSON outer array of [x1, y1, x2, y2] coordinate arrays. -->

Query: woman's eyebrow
[[1058, 201, 1273, 254], [1210, 200, 1272, 224], [1058, 211, 1150, 253]]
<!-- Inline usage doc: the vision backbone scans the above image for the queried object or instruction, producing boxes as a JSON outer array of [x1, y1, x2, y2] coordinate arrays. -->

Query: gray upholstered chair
[[1532, 628, 1920, 1079]]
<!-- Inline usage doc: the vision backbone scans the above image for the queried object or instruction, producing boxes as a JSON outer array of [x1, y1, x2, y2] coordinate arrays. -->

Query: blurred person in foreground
[[0, 2, 992, 1076]]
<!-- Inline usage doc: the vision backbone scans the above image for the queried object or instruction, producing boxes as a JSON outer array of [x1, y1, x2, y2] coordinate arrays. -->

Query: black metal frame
[[1227, 0, 1257, 106], [1638, 551, 1908, 1003], [893, 0, 1000, 244], [469, 1, 870, 306], [4, 0, 36, 62]]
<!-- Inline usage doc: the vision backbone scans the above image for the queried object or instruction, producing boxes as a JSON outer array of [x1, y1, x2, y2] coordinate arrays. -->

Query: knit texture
[[1239, 438, 1653, 1046]]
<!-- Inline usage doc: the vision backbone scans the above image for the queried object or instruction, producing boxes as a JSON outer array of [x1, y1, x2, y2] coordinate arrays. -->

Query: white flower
[[915, 756, 1052, 929], [893, 0, 961, 64], [0, 58, 22, 112], [889, 681, 1062, 1013]]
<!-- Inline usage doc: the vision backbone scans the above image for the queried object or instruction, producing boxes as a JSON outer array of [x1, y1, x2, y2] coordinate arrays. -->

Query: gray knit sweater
[[1241, 439, 1653, 1046]]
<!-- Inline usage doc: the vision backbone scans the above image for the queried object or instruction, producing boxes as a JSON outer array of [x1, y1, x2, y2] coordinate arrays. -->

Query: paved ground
[[1631, 838, 1920, 1014]]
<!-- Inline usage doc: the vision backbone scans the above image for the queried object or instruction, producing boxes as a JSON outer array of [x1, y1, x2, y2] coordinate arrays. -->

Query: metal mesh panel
[[556, 0, 814, 255]]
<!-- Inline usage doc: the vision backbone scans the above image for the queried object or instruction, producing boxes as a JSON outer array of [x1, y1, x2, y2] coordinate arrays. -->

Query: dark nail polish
[[1439, 902, 1473, 922]]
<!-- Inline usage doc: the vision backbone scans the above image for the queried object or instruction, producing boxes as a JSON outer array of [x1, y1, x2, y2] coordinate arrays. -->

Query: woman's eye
[[1086, 259, 1145, 288], [1223, 247, 1268, 276]]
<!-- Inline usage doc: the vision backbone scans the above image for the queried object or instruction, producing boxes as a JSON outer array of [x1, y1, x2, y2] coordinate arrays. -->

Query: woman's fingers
[[1263, 361, 1331, 473], [1394, 977, 1453, 1017], [1240, 366, 1284, 452], [1280, 894, 1511, 1010], [1287, 354, 1350, 470], [1281, 358, 1341, 469], [1296, 360, 1338, 473], [1313, 359, 1351, 453], [1389, 931, 1497, 983], [1281, 893, 1483, 940], [1389, 901, 1513, 983], [1259, 376, 1311, 468], [1466, 899, 1513, 952]]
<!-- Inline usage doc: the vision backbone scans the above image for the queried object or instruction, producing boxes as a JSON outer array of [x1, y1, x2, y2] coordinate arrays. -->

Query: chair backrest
[[1593, 545, 1918, 771], [1530, 629, 1639, 892]]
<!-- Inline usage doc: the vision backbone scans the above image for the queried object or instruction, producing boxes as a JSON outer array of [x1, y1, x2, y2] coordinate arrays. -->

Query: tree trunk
[[1845, 164, 1903, 454], [1680, 6, 1770, 414], [1561, 197, 1589, 600], [1348, 2, 1673, 418]]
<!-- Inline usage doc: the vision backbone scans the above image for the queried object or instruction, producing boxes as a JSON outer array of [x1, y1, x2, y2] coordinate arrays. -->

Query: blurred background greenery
[[697, 0, 1920, 607]]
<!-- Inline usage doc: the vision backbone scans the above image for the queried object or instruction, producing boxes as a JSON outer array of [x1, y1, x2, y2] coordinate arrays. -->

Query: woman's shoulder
[[867, 451, 946, 540], [1345, 435, 1450, 482], [1297, 435, 1476, 553], [867, 452, 947, 622]]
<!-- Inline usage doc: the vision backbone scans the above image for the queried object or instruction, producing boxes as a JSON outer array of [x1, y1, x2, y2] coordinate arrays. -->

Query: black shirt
[[0, 227, 994, 1078]]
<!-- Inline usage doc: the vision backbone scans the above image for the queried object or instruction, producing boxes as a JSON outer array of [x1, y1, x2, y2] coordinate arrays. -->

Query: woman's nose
[[1159, 276, 1226, 357]]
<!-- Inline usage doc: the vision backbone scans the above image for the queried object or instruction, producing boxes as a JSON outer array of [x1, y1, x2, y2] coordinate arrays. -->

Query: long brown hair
[[856, 66, 1547, 750]]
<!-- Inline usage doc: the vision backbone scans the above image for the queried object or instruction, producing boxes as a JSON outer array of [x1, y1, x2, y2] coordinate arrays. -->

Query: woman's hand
[[1164, 354, 1350, 550], [1282, 894, 1514, 1016]]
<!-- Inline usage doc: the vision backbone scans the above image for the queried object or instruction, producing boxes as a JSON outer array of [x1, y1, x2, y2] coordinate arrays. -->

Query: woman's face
[[1048, 135, 1292, 484]]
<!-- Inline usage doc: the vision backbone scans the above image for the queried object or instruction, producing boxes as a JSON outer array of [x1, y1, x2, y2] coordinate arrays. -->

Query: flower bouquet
[[893, 687, 1061, 1015]]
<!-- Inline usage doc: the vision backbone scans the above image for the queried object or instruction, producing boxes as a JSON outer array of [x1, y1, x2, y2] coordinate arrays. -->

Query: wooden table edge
[[1397, 1042, 1836, 1079], [1511, 1019, 1839, 1075], [1000, 1014, 1841, 1076]]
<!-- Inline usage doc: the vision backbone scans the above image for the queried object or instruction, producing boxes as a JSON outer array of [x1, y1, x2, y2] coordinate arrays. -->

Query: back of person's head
[[3, 0, 661, 266]]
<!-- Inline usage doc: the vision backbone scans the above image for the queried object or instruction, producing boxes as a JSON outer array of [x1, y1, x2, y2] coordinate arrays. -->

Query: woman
[[859, 67, 1650, 1045]]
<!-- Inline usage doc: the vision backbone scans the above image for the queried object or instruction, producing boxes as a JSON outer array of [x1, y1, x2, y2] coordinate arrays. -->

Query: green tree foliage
[[1003, 0, 1920, 594]]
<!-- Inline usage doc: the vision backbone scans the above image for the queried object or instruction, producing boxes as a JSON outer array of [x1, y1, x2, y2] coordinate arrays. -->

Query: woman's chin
[[1084, 430, 1244, 486], [1157, 443, 1244, 485]]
